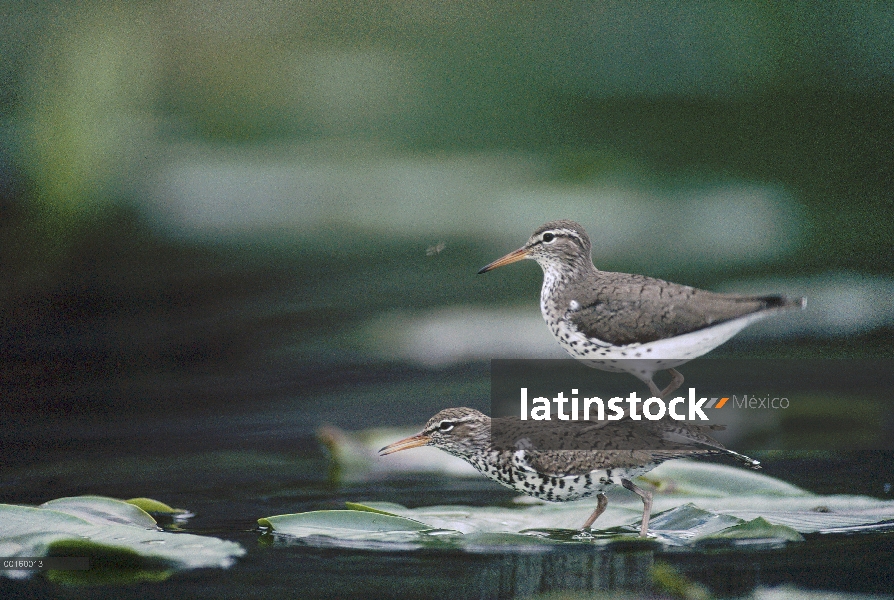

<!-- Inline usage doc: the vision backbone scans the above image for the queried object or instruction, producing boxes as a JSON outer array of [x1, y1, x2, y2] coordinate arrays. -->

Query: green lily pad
[[259, 509, 436, 542], [125, 498, 189, 518], [639, 461, 808, 498], [649, 503, 744, 535], [263, 489, 892, 551], [258, 509, 570, 551], [343, 502, 403, 517], [308, 492, 894, 550], [40, 496, 157, 528], [348, 500, 645, 536], [701, 517, 805, 543], [256, 458, 894, 551], [0, 497, 244, 584]]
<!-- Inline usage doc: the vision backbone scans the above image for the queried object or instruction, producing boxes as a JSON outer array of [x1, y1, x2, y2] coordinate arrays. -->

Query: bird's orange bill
[[477, 247, 530, 274], [379, 433, 430, 455]]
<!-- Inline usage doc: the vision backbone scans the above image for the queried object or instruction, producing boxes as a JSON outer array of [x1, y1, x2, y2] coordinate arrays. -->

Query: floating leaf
[[125, 498, 189, 519], [258, 510, 455, 550], [343, 502, 402, 517], [638, 461, 809, 498], [255, 458, 894, 551], [648, 503, 744, 545], [257, 509, 571, 551], [259, 509, 434, 537], [701, 517, 805, 543], [294, 492, 894, 551], [0, 497, 244, 583], [40, 496, 157, 528], [348, 500, 645, 535]]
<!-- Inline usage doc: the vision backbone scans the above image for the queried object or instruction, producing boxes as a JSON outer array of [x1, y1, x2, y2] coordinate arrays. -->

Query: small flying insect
[[426, 241, 446, 256]]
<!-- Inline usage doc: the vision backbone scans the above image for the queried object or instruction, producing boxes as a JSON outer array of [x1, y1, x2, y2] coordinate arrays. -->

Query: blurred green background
[[1, 0, 892, 412]]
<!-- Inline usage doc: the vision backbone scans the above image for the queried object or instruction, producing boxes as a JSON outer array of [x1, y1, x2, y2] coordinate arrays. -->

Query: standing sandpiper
[[380, 407, 760, 536], [478, 220, 806, 398]]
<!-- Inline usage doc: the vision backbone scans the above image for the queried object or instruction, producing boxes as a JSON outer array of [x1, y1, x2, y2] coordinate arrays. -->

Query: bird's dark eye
[[542, 233, 555, 243], [438, 421, 455, 432]]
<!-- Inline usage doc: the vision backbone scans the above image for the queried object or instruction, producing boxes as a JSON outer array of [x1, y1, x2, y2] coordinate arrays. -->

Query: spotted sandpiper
[[478, 220, 806, 398], [379, 407, 760, 536]]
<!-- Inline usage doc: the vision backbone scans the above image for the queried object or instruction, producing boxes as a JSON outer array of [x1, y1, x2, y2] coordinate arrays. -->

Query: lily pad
[[257, 458, 894, 551], [648, 503, 745, 545], [0, 497, 244, 583], [258, 509, 571, 551], [125, 498, 190, 519], [701, 517, 805, 543], [40, 496, 158, 528], [350, 500, 642, 535], [638, 461, 809, 498], [306, 491, 894, 550], [259, 510, 456, 550], [259, 509, 439, 540], [343, 502, 403, 516]]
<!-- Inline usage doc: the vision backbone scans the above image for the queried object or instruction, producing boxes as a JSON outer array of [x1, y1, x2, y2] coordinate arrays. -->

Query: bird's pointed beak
[[379, 433, 431, 455], [477, 246, 530, 274]]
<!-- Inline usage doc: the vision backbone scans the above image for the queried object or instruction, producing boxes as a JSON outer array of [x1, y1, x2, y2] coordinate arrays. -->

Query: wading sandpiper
[[380, 407, 760, 536], [478, 220, 805, 398]]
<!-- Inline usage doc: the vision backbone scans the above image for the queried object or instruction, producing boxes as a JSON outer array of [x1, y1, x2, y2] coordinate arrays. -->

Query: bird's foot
[[655, 368, 685, 399], [622, 478, 653, 537], [579, 492, 608, 530]]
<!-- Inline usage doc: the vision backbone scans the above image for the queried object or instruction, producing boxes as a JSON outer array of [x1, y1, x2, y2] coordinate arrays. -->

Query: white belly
[[547, 311, 775, 382]]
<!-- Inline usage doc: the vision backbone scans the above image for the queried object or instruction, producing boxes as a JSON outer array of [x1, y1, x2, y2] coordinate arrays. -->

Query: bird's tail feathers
[[691, 441, 762, 470], [759, 294, 806, 311], [662, 429, 761, 470]]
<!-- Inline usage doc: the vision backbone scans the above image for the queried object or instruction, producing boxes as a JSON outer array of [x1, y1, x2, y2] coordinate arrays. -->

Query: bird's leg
[[646, 378, 662, 398], [579, 492, 608, 530], [657, 368, 684, 399], [621, 478, 653, 537]]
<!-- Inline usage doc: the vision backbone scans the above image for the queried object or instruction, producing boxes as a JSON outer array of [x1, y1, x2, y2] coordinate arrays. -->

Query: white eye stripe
[[538, 229, 579, 244], [429, 415, 478, 433]]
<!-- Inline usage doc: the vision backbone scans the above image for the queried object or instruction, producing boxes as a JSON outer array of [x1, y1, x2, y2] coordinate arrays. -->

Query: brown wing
[[515, 418, 727, 476], [569, 271, 798, 346], [523, 448, 707, 476]]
